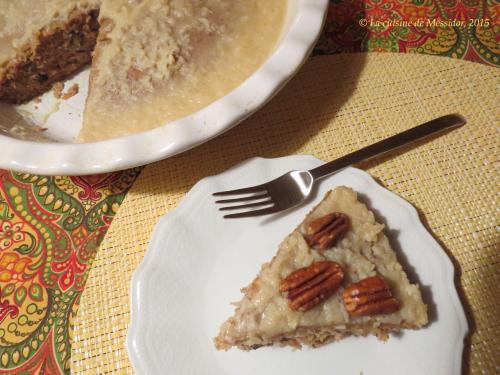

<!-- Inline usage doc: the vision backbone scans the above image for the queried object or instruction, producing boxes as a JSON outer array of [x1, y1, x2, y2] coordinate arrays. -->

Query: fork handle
[[309, 114, 466, 180]]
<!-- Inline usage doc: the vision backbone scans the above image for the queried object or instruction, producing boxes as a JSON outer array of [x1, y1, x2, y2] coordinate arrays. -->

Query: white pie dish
[[0, 0, 328, 175], [126, 155, 468, 375]]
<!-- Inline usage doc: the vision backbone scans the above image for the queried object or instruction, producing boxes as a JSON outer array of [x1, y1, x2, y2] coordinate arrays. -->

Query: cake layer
[[0, 1, 100, 103], [217, 321, 419, 351]]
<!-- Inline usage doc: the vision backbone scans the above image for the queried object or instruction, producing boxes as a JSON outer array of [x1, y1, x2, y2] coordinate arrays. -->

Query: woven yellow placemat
[[71, 53, 499, 374]]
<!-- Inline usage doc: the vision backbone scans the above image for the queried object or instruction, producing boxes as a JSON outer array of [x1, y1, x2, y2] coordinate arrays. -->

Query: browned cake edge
[[0, 8, 99, 104], [83, 15, 114, 120], [214, 321, 420, 351]]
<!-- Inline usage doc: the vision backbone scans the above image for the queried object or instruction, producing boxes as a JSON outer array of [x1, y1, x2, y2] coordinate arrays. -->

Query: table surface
[[0, 1, 499, 374]]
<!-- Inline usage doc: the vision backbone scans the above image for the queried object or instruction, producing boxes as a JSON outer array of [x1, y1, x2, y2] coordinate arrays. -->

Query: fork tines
[[213, 187, 277, 218]]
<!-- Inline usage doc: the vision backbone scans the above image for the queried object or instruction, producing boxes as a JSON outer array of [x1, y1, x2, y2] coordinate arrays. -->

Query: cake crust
[[0, 8, 99, 104]]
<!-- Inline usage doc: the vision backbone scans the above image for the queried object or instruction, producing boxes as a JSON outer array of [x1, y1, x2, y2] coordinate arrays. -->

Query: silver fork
[[213, 114, 466, 218]]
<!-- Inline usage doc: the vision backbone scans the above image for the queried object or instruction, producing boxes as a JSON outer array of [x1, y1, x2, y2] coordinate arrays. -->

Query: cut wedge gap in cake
[[214, 186, 428, 350]]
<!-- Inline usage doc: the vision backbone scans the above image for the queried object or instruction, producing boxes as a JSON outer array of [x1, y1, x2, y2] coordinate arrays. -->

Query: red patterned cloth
[[0, 170, 140, 374], [0, 1, 498, 374], [315, 0, 499, 67]]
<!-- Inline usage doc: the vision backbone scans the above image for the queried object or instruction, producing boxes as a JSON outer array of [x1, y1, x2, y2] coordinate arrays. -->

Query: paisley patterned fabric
[[315, 0, 499, 67], [0, 170, 140, 373], [0, 1, 497, 374]]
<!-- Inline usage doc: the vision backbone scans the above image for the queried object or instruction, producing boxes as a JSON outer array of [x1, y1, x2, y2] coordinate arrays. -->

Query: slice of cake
[[0, 0, 100, 103], [78, 0, 286, 142], [214, 187, 427, 350]]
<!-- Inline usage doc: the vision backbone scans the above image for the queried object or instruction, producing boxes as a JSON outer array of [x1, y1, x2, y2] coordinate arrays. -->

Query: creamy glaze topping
[[79, 0, 287, 141]]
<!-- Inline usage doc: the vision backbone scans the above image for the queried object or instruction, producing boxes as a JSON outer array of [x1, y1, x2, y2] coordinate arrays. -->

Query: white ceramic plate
[[127, 155, 468, 375], [0, 1, 328, 175]]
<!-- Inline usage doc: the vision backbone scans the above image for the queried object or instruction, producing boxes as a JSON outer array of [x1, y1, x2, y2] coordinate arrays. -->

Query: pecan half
[[342, 275, 400, 317], [304, 213, 350, 250], [280, 261, 344, 312]]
